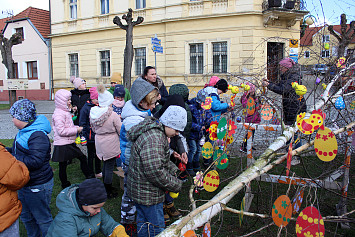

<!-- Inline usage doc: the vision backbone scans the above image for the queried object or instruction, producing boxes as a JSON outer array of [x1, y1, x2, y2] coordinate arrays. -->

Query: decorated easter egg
[[169, 192, 179, 199], [226, 135, 234, 145], [315, 77, 321, 84], [292, 189, 304, 215], [296, 206, 325, 237], [261, 103, 273, 120], [75, 136, 81, 144], [217, 117, 228, 140], [201, 97, 212, 110], [214, 151, 229, 169], [272, 195, 292, 227], [202, 142, 214, 159], [193, 171, 204, 188], [314, 127, 338, 162], [296, 110, 325, 135], [350, 101, 355, 110], [324, 43, 330, 50], [236, 116, 242, 123], [335, 96, 345, 110], [202, 222, 211, 237], [80, 136, 87, 145], [228, 120, 237, 136], [246, 97, 255, 115], [208, 121, 218, 141], [182, 230, 197, 237], [203, 170, 220, 192]]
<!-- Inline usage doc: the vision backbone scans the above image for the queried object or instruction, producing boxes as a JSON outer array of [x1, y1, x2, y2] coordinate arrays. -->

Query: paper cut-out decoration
[[296, 206, 325, 237], [203, 170, 220, 192], [228, 120, 237, 136], [202, 222, 211, 237], [236, 116, 242, 123], [182, 230, 198, 237], [207, 121, 218, 141], [230, 94, 236, 107], [292, 82, 307, 101], [228, 85, 240, 94], [239, 197, 245, 226], [315, 77, 321, 84], [314, 127, 338, 162], [296, 109, 325, 135], [272, 195, 292, 227], [201, 97, 212, 110], [335, 96, 346, 110], [337, 57, 346, 68], [260, 103, 273, 120], [194, 171, 204, 188], [75, 136, 81, 144], [246, 97, 256, 115], [350, 101, 355, 110], [240, 83, 250, 91], [286, 142, 292, 177], [217, 117, 228, 140], [292, 189, 304, 215], [214, 151, 229, 169], [226, 135, 234, 145], [322, 83, 327, 90], [80, 136, 87, 145], [202, 142, 213, 159]]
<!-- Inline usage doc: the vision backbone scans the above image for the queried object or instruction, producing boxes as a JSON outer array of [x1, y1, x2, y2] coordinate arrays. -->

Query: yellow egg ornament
[[314, 127, 338, 162], [169, 192, 179, 199], [228, 85, 240, 94], [324, 43, 330, 50]]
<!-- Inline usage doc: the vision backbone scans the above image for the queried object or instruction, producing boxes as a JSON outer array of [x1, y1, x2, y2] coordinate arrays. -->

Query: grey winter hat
[[130, 77, 156, 107], [159, 105, 187, 132]]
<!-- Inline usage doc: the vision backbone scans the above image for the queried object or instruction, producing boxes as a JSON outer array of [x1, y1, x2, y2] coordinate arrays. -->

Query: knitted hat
[[169, 84, 189, 102], [208, 76, 220, 87], [9, 99, 37, 123], [246, 82, 256, 93], [70, 76, 86, 89], [214, 78, 228, 93], [279, 58, 295, 69], [89, 87, 99, 100], [196, 89, 208, 104], [159, 105, 187, 132], [130, 77, 156, 108], [97, 84, 114, 107], [154, 94, 185, 119], [77, 179, 107, 206], [113, 85, 126, 98]]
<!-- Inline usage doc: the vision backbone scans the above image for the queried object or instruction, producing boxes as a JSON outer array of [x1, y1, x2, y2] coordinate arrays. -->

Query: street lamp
[[301, 15, 316, 38]]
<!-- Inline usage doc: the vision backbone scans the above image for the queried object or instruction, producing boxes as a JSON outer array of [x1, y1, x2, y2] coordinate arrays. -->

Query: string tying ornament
[[292, 82, 307, 101], [228, 85, 239, 107]]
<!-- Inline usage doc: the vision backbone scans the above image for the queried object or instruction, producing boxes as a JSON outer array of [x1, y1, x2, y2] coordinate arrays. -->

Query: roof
[[6, 7, 50, 39], [0, 17, 10, 33], [301, 24, 355, 46]]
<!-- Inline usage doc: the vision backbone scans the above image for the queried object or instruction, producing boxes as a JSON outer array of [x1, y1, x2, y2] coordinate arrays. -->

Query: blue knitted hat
[[9, 99, 37, 122]]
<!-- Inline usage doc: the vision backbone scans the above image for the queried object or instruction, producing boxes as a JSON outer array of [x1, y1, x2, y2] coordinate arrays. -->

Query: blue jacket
[[119, 100, 151, 165], [7, 115, 53, 187], [79, 101, 96, 142], [47, 185, 120, 237], [188, 98, 212, 141], [204, 87, 228, 121]]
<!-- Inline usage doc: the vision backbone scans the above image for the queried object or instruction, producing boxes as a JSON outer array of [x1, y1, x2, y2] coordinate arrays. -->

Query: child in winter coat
[[47, 178, 128, 237], [0, 142, 29, 236], [210, 79, 230, 121], [127, 105, 187, 237], [90, 85, 122, 199], [52, 89, 94, 189], [119, 77, 159, 236], [7, 99, 54, 237], [240, 82, 261, 153], [79, 87, 102, 178]]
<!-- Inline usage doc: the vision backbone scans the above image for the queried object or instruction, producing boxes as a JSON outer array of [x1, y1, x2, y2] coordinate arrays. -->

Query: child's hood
[[55, 89, 71, 111], [121, 100, 151, 121], [56, 185, 91, 217], [90, 106, 113, 127], [20, 115, 51, 134], [127, 116, 163, 142]]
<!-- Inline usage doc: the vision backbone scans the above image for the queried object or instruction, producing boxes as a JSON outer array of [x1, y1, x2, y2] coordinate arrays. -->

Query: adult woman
[[141, 66, 169, 106], [70, 76, 90, 125]]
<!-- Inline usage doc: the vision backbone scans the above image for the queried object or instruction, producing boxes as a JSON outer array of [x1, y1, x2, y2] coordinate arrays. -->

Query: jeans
[[102, 158, 116, 184], [0, 219, 19, 237], [135, 202, 165, 237], [121, 164, 136, 224], [18, 178, 53, 237], [187, 139, 201, 170], [87, 142, 101, 174]]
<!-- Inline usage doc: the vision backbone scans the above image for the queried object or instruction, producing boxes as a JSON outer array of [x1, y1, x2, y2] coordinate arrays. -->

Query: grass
[[1, 138, 354, 237], [0, 104, 10, 110]]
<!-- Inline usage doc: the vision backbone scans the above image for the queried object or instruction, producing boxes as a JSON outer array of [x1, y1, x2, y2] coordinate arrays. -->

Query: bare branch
[[113, 16, 127, 30]]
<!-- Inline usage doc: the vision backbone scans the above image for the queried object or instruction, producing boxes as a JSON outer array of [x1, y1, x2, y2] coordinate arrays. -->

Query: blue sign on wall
[[152, 45, 163, 54], [151, 37, 161, 45]]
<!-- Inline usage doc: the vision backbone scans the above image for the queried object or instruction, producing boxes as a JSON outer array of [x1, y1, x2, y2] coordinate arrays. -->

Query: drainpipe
[[49, 0, 54, 100]]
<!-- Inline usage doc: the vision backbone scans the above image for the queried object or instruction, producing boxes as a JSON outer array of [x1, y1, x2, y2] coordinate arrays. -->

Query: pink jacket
[[52, 89, 79, 146], [90, 106, 121, 161], [241, 93, 261, 124]]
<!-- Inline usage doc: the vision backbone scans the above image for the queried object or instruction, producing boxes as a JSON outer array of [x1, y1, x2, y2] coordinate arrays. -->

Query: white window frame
[[134, 47, 146, 76], [212, 41, 228, 73], [322, 35, 330, 43], [101, 0, 109, 14], [189, 43, 204, 74], [136, 0, 146, 9], [70, 0, 77, 19], [100, 50, 111, 77], [321, 50, 330, 58], [12, 26, 26, 40], [304, 51, 310, 58], [68, 53, 79, 77]]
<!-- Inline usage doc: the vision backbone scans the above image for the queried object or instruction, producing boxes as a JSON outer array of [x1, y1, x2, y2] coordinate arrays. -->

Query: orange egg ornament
[[314, 127, 338, 162], [272, 195, 292, 227], [296, 206, 325, 237], [182, 230, 197, 237], [261, 103, 273, 120], [246, 97, 255, 115]]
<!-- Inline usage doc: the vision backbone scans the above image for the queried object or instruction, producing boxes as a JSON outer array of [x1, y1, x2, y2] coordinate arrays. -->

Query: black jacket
[[70, 89, 90, 125], [79, 101, 96, 142]]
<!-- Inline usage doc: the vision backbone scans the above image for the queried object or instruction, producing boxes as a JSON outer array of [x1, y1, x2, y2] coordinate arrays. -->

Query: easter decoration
[[169, 192, 179, 199], [75, 135, 81, 144], [296, 206, 325, 237], [217, 117, 228, 140], [350, 101, 355, 110], [272, 195, 293, 227], [322, 83, 327, 90], [324, 42, 330, 50], [214, 150, 229, 169], [201, 97, 213, 110], [240, 83, 250, 92], [201, 142, 214, 159], [228, 120, 238, 136], [336, 57, 346, 68], [246, 97, 256, 115], [292, 82, 307, 101], [315, 77, 321, 84], [202, 222, 211, 237], [286, 142, 293, 177], [314, 126, 338, 162], [80, 136, 87, 146], [296, 109, 325, 135], [193, 171, 204, 188], [182, 230, 198, 237], [228, 85, 239, 107], [292, 189, 304, 215], [239, 197, 245, 226], [335, 96, 346, 110], [207, 121, 219, 141], [203, 170, 220, 192], [260, 103, 273, 120]]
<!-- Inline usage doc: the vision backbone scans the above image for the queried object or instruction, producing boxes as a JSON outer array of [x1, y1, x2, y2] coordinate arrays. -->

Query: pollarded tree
[[328, 14, 355, 57]]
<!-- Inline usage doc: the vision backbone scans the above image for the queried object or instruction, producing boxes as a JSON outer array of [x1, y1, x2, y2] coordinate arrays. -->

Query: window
[[70, 0, 77, 19], [304, 51, 310, 58], [136, 0, 146, 9], [15, 27, 24, 40], [100, 50, 110, 77], [27, 61, 38, 79], [322, 35, 330, 42], [13, 63, 18, 79], [190, 43, 204, 74], [101, 0, 109, 14], [135, 48, 146, 75], [321, 50, 330, 58], [213, 42, 227, 73], [69, 53, 79, 77]]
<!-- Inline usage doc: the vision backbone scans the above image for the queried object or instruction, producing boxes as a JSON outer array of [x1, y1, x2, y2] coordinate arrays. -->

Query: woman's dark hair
[[142, 66, 156, 78]]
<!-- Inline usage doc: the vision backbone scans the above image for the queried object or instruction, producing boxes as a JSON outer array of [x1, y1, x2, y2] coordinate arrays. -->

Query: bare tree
[[328, 14, 355, 57], [113, 8, 144, 89], [0, 32, 22, 105]]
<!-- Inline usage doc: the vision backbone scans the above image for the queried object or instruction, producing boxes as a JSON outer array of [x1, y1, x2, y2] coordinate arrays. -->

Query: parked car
[[312, 64, 329, 74]]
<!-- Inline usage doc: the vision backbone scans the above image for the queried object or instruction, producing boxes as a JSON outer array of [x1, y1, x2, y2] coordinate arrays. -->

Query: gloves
[[109, 225, 129, 237]]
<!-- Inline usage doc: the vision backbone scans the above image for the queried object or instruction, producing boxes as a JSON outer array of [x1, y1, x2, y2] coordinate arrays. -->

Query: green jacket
[[47, 185, 120, 237], [127, 117, 182, 205], [108, 86, 131, 102]]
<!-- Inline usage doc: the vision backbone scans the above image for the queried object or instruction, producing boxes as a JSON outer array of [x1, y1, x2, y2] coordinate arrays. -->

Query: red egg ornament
[[272, 195, 293, 227], [296, 206, 325, 237]]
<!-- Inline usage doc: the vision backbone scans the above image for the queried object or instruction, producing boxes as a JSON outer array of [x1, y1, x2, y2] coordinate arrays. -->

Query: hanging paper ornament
[[286, 142, 293, 176], [228, 85, 240, 94], [182, 230, 198, 237], [350, 101, 355, 110], [75, 136, 81, 144], [292, 189, 304, 215], [202, 222, 211, 237], [260, 103, 273, 120], [226, 135, 234, 145], [230, 94, 236, 107], [207, 121, 218, 141], [201, 97, 212, 110], [272, 195, 292, 227], [80, 136, 87, 145], [296, 109, 325, 135], [315, 77, 321, 84], [296, 206, 325, 237], [246, 97, 256, 115], [292, 82, 307, 101], [335, 96, 345, 110], [202, 142, 213, 159], [203, 170, 220, 192], [314, 127, 338, 162], [236, 116, 242, 123], [336, 57, 346, 68], [228, 120, 237, 136], [217, 117, 228, 140], [239, 197, 245, 226], [240, 83, 250, 91], [193, 171, 204, 188], [214, 151, 229, 169], [324, 43, 330, 50]]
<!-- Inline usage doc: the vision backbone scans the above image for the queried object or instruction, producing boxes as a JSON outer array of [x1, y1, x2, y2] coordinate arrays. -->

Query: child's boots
[[164, 202, 182, 219], [186, 162, 195, 176]]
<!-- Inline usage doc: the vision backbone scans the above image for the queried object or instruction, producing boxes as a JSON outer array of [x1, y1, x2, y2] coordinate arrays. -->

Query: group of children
[[2, 65, 265, 237]]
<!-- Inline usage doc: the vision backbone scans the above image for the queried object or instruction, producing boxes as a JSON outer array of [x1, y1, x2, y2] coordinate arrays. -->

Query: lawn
[[1, 138, 354, 237], [0, 104, 10, 110]]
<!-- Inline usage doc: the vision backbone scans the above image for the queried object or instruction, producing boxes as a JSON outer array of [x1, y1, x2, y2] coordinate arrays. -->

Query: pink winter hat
[[246, 82, 255, 92], [89, 87, 99, 100], [70, 76, 86, 89], [204, 76, 220, 88], [279, 58, 295, 69]]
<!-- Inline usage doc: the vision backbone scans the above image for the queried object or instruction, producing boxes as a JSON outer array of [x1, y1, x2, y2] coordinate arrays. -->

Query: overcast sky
[[0, 0, 353, 25]]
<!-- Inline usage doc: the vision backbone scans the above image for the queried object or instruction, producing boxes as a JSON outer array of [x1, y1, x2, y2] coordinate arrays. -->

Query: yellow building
[[51, 0, 308, 92]]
